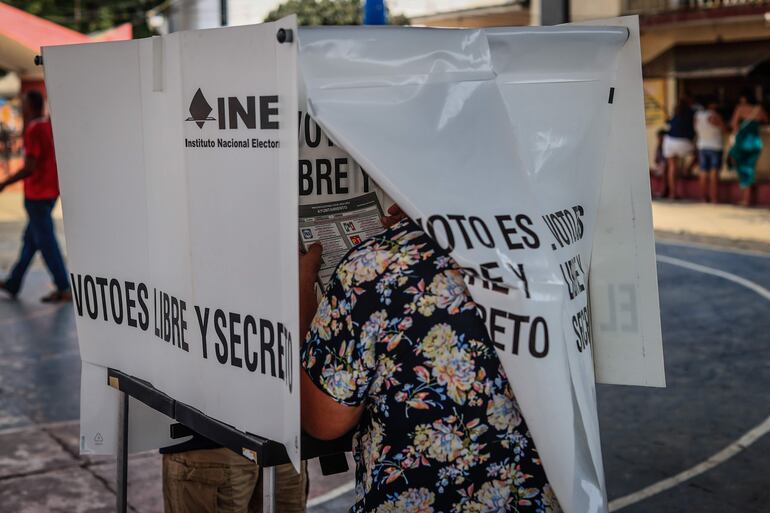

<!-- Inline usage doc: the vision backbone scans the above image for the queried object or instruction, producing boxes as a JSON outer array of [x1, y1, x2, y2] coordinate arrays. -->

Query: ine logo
[[186, 88, 215, 128], [185, 88, 280, 130]]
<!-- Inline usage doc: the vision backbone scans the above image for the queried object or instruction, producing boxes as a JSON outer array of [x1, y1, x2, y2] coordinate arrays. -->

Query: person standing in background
[[650, 128, 667, 198], [729, 89, 768, 207], [0, 90, 71, 302], [694, 97, 727, 203], [0, 122, 11, 177], [663, 98, 696, 199]]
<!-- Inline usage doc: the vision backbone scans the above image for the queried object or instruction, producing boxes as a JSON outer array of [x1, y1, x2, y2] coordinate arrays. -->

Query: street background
[[2, 0, 770, 511], [0, 188, 768, 512]]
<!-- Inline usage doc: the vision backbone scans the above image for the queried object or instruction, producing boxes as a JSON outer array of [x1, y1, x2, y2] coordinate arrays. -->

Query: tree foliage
[[265, 0, 409, 26], [4, 0, 163, 38], [7, 0, 410, 39]]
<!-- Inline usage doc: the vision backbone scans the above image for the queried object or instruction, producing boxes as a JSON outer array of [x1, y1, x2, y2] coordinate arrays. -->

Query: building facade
[[410, 1, 529, 27], [423, 0, 770, 198], [611, 0, 770, 189], [167, 0, 279, 31], [165, 0, 770, 201]]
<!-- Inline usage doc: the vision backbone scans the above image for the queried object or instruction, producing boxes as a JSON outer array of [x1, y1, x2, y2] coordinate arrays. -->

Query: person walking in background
[[694, 96, 727, 203], [663, 97, 695, 199], [650, 128, 667, 197], [0, 90, 71, 302], [729, 89, 768, 207], [0, 122, 11, 177]]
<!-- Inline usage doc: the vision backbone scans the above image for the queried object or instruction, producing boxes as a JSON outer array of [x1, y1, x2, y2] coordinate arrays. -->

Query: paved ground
[[601, 242, 770, 513], [0, 267, 353, 512], [310, 241, 770, 513], [0, 191, 768, 511]]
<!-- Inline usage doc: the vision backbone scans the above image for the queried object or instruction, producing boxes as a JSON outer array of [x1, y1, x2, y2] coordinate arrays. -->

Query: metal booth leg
[[263, 465, 277, 513], [116, 391, 129, 513]]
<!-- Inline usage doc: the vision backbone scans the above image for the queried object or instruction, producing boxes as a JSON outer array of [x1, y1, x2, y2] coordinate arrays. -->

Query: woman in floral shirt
[[299, 217, 560, 513]]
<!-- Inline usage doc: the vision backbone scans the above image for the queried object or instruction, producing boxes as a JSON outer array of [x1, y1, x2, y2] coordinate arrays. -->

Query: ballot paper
[[299, 192, 385, 285]]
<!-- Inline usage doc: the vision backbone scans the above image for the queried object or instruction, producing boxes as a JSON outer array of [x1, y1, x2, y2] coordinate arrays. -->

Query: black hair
[[25, 90, 45, 115], [674, 99, 691, 117], [740, 87, 757, 105]]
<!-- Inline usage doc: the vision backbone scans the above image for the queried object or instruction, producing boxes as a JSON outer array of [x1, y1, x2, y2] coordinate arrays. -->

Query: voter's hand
[[299, 243, 322, 283], [381, 204, 406, 228], [299, 242, 322, 341]]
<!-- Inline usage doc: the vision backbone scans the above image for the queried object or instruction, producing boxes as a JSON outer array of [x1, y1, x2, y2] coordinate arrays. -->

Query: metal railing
[[623, 0, 770, 15]]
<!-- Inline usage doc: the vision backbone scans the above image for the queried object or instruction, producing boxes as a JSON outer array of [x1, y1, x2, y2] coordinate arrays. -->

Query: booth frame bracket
[[105, 367, 352, 512]]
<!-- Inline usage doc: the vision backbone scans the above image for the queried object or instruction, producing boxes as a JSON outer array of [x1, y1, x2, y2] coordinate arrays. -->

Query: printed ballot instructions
[[299, 193, 384, 285], [44, 16, 662, 513]]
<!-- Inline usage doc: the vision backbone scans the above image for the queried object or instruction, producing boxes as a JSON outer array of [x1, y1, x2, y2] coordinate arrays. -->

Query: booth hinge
[[276, 28, 294, 44]]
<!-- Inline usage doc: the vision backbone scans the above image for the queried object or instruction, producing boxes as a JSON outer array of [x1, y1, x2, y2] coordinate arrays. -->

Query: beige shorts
[[163, 448, 307, 513], [662, 135, 694, 159]]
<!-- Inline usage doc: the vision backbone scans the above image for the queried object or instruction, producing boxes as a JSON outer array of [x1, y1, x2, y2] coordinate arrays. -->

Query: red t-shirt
[[23, 118, 60, 200]]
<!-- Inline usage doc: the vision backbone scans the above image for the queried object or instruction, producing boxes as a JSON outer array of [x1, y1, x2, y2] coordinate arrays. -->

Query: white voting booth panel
[[44, 18, 301, 469], [299, 18, 660, 513], [80, 361, 187, 454], [571, 16, 665, 387], [44, 16, 662, 513]]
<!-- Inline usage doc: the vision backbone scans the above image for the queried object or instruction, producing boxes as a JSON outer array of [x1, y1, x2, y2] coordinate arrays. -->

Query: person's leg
[[686, 148, 699, 176], [740, 186, 753, 207], [697, 150, 708, 201], [163, 448, 259, 513], [3, 201, 39, 295], [218, 455, 260, 513], [737, 153, 759, 207], [709, 160, 720, 204], [163, 450, 227, 513], [249, 462, 308, 513], [27, 199, 70, 293], [666, 156, 678, 199], [698, 172, 708, 201]]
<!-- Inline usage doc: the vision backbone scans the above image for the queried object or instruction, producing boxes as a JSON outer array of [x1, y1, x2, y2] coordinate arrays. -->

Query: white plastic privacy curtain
[[299, 24, 630, 513]]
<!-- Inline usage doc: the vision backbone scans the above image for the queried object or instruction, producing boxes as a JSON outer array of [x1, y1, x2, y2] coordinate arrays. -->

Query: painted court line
[[608, 254, 770, 511], [656, 238, 770, 260], [609, 414, 770, 511], [4, 249, 766, 509], [307, 480, 356, 508], [655, 255, 770, 301], [312, 252, 770, 510]]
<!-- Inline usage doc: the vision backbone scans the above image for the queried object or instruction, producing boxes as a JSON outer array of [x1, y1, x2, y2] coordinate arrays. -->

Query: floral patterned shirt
[[302, 219, 560, 513]]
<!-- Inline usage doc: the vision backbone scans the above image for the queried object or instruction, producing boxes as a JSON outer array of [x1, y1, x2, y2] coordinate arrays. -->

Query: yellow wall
[[420, 2, 770, 181], [570, 0, 622, 22], [415, 10, 529, 28], [624, 13, 770, 178], [567, 0, 770, 63], [640, 17, 770, 64]]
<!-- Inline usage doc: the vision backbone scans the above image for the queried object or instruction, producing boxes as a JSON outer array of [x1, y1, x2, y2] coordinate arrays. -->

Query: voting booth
[[42, 16, 663, 513]]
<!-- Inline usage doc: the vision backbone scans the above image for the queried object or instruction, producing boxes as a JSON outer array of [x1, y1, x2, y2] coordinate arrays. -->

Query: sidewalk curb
[[655, 230, 770, 256]]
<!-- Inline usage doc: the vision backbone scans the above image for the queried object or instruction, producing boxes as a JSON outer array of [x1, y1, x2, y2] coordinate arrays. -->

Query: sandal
[[0, 281, 17, 300], [41, 290, 72, 303]]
